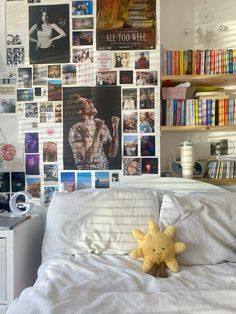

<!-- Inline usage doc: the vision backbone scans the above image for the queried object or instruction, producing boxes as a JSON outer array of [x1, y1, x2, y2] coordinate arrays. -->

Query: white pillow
[[159, 192, 236, 265], [42, 189, 160, 259]]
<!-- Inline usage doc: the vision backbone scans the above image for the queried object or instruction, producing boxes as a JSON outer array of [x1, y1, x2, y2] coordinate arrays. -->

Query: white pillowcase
[[42, 189, 160, 259], [159, 192, 236, 265]]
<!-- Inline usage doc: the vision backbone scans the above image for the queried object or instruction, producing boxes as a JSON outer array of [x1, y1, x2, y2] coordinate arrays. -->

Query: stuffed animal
[[129, 220, 186, 276]]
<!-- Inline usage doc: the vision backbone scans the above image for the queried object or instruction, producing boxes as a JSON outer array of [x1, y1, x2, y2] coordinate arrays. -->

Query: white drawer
[[0, 304, 7, 314], [0, 238, 7, 301]]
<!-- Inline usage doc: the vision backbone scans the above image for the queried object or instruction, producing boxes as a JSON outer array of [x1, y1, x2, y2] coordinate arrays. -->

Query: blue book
[[228, 98, 234, 125]]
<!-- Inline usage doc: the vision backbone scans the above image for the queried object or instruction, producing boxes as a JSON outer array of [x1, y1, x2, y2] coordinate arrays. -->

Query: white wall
[[161, 0, 236, 49]]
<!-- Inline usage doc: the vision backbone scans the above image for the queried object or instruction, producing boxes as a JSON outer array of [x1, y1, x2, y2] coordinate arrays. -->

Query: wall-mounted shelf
[[161, 125, 236, 133], [196, 178, 236, 186], [161, 74, 236, 87]]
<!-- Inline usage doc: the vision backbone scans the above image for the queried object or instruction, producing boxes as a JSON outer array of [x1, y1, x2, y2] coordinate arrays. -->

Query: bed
[[7, 178, 236, 314]]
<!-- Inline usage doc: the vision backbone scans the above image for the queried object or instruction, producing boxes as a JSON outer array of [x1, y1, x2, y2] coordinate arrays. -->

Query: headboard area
[[116, 176, 224, 193]]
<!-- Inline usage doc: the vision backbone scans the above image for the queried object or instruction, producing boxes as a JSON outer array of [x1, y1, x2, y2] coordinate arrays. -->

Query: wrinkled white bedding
[[7, 254, 236, 314]]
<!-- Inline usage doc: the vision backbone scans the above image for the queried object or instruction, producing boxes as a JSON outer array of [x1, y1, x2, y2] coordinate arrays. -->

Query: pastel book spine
[[196, 50, 201, 75], [228, 98, 234, 126], [201, 99, 207, 126], [233, 49, 236, 74], [165, 100, 170, 126], [195, 99, 199, 126], [198, 99, 202, 126], [169, 100, 174, 126], [211, 99, 216, 126], [206, 99, 212, 126], [185, 99, 191, 126], [210, 50, 215, 74], [234, 98, 236, 125], [218, 49, 222, 74], [218, 99, 225, 126], [167, 50, 172, 75], [215, 49, 219, 74], [171, 51, 175, 75], [180, 100, 186, 125], [204, 50, 211, 74], [175, 50, 180, 75], [191, 99, 196, 126], [173, 99, 177, 126], [162, 48, 167, 75], [224, 98, 229, 126], [176, 99, 182, 126], [225, 49, 230, 74], [201, 50, 205, 75], [229, 49, 233, 74]]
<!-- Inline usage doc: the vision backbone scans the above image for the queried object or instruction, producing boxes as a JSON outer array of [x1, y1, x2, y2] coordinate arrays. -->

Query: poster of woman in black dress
[[29, 4, 70, 64]]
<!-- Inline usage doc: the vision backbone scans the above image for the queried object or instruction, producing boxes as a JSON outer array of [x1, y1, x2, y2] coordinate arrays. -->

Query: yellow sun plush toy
[[129, 220, 186, 276]]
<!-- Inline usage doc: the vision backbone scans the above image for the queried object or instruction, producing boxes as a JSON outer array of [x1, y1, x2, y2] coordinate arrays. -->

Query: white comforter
[[7, 254, 236, 314]]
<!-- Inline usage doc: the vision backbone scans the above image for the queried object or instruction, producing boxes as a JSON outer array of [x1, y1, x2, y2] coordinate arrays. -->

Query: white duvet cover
[[7, 254, 236, 314]]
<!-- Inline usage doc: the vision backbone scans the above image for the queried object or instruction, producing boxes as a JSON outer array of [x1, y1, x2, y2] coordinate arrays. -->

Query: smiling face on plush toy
[[142, 231, 175, 265], [129, 220, 186, 273]]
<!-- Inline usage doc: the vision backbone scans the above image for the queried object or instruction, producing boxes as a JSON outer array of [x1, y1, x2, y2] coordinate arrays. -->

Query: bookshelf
[[160, 60, 236, 186], [162, 74, 236, 87]]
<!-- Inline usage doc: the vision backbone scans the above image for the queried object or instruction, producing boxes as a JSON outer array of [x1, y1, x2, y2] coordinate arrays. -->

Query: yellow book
[[179, 49, 184, 75]]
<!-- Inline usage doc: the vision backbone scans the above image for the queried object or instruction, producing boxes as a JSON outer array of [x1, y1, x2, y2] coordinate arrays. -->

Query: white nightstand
[[0, 214, 43, 314]]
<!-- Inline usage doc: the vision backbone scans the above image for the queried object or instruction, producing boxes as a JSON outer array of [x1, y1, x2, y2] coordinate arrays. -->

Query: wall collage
[[0, 0, 160, 210]]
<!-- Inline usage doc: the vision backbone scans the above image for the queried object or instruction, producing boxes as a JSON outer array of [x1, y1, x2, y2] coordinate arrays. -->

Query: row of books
[[161, 48, 236, 76], [161, 98, 236, 126], [204, 159, 236, 179]]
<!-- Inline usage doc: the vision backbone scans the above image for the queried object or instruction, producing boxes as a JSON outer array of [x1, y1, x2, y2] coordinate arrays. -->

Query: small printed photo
[[60, 172, 75, 192], [26, 177, 41, 198], [136, 71, 158, 86], [123, 135, 138, 157], [141, 135, 156, 156], [97, 71, 117, 86], [43, 141, 57, 162], [122, 88, 137, 110], [39, 102, 53, 112], [48, 80, 62, 101], [142, 158, 158, 174], [55, 102, 62, 123], [120, 71, 133, 85], [0, 194, 10, 212], [0, 99, 16, 113], [25, 154, 40, 175], [25, 132, 39, 154], [210, 139, 229, 156], [48, 65, 61, 79], [33, 64, 48, 85], [95, 172, 110, 189], [18, 67, 32, 88], [0, 172, 10, 193], [72, 1, 93, 15], [135, 51, 150, 69], [72, 49, 93, 64], [0, 71, 17, 85], [123, 158, 141, 176], [97, 51, 112, 71], [44, 186, 58, 205], [44, 164, 58, 185], [123, 111, 138, 133], [139, 111, 155, 133], [140, 87, 155, 109], [77, 172, 92, 189], [114, 52, 130, 68], [34, 87, 48, 99], [17, 89, 34, 102], [7, 48, 24, 66], [62, 64, 77, 85], [72, 17, 93, 29], [11, 172, 25, 192], [7, 32, 23, 46], [72, 31, 93, 46], [111, 173, 119, 183]]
